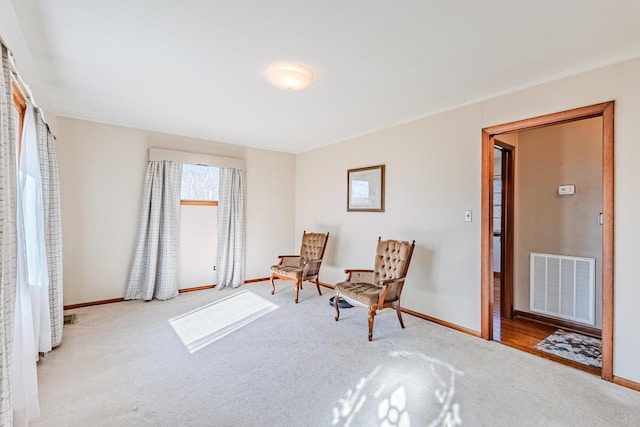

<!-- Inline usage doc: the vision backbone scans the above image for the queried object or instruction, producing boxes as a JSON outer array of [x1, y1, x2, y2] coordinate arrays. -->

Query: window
[[493, 176, 502, 234], [180, 164, 219, 206], [493, 147, 503, 234]]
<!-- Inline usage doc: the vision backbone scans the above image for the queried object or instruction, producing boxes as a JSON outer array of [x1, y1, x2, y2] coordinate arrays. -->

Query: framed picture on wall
[[347, 164, 385, 212]]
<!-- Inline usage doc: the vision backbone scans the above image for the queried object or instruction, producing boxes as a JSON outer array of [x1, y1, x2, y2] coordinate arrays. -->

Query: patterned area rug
[[534, 329, 602, 368]]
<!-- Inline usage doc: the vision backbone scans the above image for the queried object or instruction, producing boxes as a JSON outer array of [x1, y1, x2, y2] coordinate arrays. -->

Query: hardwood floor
[[492, 274, 601, 376]]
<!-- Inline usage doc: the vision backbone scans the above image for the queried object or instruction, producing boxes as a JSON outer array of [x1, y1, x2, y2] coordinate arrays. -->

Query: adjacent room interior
[[489, 114, 606, 376]]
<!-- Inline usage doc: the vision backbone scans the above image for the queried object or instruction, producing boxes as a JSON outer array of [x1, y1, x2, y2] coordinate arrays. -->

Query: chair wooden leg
[[368, 306, 376, 341], [294, 279, 301, 303], [315, 279, 322, 296], [396, 303, 405, 329], [270, 275, 276, 295], [334, 293, 340, 321]]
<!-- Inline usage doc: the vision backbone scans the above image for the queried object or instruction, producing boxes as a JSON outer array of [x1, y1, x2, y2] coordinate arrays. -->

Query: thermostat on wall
[[558, 184, 575, 195]]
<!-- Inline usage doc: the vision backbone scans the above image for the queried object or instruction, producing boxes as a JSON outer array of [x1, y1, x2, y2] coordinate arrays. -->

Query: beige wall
[[56, 117, 295, 305], [296, 57, 640, 383], [296, 104, 483, 330], [514, 118, 603, 327]]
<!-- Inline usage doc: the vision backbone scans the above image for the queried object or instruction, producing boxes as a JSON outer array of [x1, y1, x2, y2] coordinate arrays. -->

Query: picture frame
[[347, 164, 385, 212]]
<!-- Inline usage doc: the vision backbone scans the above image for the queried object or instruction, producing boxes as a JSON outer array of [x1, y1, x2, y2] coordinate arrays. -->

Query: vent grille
[[530, 253, 595, 326]]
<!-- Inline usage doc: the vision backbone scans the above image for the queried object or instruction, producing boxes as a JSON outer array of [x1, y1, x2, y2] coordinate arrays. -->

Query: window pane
[[493, 177, 502, 204], [13, 104, 20, 148], [180, 164, 219, 201], [493, 176, 502, 233]]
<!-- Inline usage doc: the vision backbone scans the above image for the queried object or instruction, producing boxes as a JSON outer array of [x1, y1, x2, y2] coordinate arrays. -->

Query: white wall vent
[[530, 252, 595, 326]]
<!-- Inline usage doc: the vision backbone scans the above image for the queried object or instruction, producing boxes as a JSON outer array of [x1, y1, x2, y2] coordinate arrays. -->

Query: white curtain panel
[[0, 42, 18, 427], [17, 105, 51, 353], [13, 103, 52, 425], [216, 168, 246, 289], [125, 161, 182, 301], [36, 113, 63, 348]]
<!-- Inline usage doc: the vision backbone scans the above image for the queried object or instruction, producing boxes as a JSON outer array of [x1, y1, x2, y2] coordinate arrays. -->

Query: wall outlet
[[212, 265, 216, 271]]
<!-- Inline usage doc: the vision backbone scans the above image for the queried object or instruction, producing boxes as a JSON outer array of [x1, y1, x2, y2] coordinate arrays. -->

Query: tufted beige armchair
[[270, 231, 329, 303], [334, 237, 415, 341]]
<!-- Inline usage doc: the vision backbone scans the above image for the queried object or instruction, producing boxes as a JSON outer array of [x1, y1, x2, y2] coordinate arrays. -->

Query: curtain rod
[[9, 53, 35, 104], [6, 43, 55, 137]]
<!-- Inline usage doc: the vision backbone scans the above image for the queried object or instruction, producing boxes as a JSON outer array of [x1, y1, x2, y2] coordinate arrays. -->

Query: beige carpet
[[32, 282, 640, 426]]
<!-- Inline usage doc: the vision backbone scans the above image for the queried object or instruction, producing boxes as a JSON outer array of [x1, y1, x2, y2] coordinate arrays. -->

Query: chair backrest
[[372, 238, 415, 287], [299, 231, 329, 276]]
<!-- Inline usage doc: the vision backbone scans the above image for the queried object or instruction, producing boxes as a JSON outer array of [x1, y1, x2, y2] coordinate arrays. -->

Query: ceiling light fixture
[[266, 63, 315, 91]]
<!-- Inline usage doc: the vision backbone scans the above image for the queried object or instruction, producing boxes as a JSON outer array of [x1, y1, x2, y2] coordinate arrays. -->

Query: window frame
[[12, 81, 26, 153], [180, 200, 218, 207]]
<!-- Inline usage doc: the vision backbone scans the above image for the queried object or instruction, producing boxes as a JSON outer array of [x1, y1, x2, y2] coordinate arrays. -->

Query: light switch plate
[[464, 210, 472, 222]]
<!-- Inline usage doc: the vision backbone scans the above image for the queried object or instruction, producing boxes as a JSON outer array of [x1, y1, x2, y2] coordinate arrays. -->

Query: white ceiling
[[10, 0, 640, 153]]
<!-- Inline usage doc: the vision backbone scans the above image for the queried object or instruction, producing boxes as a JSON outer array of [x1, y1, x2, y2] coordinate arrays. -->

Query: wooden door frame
[[493, 142, 515, 318], [481, 101, 615, 381]]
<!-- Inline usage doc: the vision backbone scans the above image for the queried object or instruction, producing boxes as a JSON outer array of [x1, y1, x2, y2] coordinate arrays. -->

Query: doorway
[[481, 101, 615, 381]]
